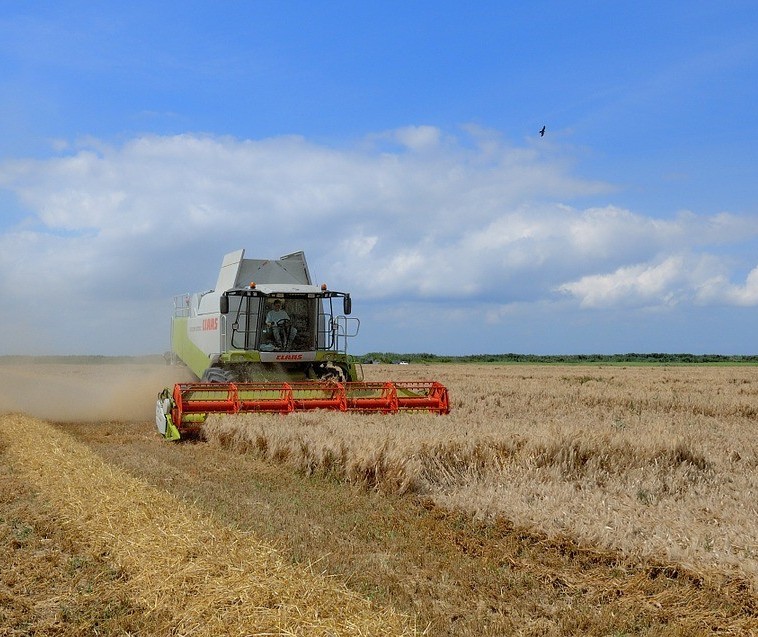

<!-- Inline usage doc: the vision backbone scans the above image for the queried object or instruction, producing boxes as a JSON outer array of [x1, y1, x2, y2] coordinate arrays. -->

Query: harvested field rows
[[0, 414, 411, 636]]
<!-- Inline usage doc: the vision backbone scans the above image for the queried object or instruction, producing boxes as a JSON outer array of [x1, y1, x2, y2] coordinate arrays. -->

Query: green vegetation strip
[[359, 352, 758, 364]]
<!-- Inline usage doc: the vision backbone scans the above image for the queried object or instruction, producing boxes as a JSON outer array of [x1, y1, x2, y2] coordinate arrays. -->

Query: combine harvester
[[156, 250, 450, 440]]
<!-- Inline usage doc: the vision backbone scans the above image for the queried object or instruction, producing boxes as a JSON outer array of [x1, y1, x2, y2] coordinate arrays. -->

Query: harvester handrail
[[331, 315, 360, 356], [172, 293, 191, 318]]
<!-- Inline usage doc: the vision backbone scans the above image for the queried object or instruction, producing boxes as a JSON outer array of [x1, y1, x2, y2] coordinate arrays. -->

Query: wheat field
[[1, 360, 756, 635], [205, 363, 758, 586]]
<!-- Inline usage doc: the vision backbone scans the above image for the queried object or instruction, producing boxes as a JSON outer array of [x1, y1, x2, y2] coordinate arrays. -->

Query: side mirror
[[220, 295, 229, 314], [343, 294, 352, 315]]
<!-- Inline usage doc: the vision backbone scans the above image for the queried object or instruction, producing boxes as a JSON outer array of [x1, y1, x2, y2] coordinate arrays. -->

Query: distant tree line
[[2, 353, 755, 366], [357, 352, 758, 365]]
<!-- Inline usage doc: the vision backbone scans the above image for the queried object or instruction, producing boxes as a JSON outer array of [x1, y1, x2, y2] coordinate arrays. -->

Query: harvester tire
[[201, 367, 235, 383], [315, 362, 348, 382]]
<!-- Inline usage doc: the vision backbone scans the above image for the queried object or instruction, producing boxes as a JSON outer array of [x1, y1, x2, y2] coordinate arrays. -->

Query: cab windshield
[[258, 297, 317, 352]]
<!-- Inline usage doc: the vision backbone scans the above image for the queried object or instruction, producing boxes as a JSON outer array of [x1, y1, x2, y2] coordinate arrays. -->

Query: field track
[[1, 414, 411, 636], [1, 360, 757, 635]]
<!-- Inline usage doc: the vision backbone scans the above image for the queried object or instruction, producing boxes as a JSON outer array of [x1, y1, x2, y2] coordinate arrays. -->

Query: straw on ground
[[1, 414, 413, 636]]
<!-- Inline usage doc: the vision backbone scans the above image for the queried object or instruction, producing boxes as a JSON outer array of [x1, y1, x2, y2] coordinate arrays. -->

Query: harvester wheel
[[201, 367, 235, 383], [315, 362, 347, 382]]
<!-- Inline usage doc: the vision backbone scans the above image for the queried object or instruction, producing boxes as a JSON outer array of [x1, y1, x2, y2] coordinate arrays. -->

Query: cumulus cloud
[[557, 256, 693, 309], [0, 126, 756, 354], [556, 250, 758, 311], [695, 266, 758, 306], [387, 125, 442, 151]]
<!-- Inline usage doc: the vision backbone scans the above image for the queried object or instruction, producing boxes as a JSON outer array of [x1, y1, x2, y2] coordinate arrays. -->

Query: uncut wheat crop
[[205, 363, 758, 586]]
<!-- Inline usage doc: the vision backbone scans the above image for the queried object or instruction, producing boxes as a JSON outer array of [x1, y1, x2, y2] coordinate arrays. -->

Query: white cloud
[[695, 266, 758, 307], [556, 256, 691, 309], [0, 127, 757, 354], [392, 125, 442, 151], [556, 251, 758, 310]]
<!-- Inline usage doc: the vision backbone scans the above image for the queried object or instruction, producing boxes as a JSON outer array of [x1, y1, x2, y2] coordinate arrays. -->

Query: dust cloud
[[0, 361, 196, 422]]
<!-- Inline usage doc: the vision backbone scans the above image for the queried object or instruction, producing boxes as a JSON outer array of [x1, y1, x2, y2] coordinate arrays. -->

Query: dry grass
[[204, 364, 758, 586], [1, 442, 157, 635], [0, 413, 413, 636]]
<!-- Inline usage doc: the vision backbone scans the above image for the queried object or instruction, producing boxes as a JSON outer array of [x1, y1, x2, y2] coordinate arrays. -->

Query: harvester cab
[[169, 250, 359, 384], [156, 249, 449, 440]]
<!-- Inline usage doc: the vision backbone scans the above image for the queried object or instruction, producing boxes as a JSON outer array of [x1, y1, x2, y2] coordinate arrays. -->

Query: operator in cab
[[265, 299, 297, 349]]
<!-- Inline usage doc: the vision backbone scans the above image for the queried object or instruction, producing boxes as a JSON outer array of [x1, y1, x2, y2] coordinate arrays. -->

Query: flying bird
[[539, 125, 546, 137]]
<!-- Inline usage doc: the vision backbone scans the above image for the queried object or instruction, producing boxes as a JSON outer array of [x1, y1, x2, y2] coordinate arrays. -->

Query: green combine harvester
[[156, 250, 449, 440]]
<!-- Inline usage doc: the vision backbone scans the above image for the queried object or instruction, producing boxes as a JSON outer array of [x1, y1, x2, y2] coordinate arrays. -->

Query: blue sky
[[0, 1, 756, 356]]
